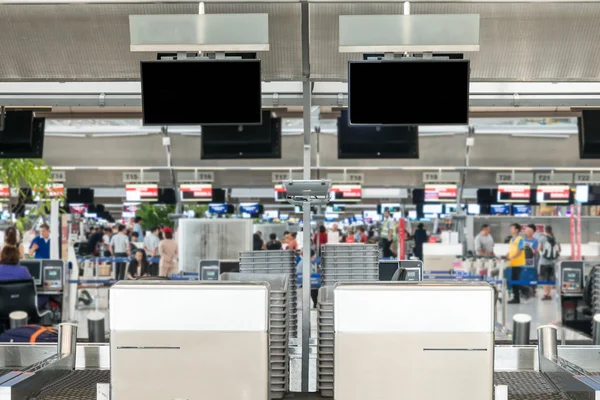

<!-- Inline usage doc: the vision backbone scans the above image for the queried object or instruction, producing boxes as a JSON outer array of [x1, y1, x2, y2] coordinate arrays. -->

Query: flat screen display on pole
[[141, 59, 262, 126], [348, 59, 470, 125]]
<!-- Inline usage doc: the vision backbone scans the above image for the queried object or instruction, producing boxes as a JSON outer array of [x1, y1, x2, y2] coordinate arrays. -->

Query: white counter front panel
[[334, 283, 494, 334]]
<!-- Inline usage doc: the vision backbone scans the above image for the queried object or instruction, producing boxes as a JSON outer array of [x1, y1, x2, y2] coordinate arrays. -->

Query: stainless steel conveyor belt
[[17, 371, 594, 400]]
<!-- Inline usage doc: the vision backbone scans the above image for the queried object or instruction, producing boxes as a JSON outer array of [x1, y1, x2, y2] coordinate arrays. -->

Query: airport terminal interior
[[2, 1, 600, 399]]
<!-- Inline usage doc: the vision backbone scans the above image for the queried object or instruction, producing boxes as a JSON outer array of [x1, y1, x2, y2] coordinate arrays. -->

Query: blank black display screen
[[201, 111, 281, 159], [337, 109, 418, 159], [141, 60, 262, 125], [348, 59, 470, 125]]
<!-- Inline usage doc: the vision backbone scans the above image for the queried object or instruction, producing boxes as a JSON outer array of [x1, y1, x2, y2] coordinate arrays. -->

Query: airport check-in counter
[[17, 259, 68, 323], [333, 282, 495, 400], [109, 281, 269, 400]]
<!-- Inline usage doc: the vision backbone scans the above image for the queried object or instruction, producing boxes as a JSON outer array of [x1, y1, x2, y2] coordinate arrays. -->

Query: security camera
[[283, 180, 331, 198], [283, 180, 331, 206]]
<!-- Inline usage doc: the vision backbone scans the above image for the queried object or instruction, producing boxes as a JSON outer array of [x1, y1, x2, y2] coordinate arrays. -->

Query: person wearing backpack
[[538, 226, 561, 301]]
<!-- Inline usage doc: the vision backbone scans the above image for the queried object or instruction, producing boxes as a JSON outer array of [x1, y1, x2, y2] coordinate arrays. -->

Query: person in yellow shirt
[[507, 223, 526, 304]]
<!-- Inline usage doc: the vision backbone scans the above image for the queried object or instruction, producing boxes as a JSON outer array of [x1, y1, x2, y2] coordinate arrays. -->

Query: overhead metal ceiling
[[1, 2, 600, 82], [0, 3, 198, 81]]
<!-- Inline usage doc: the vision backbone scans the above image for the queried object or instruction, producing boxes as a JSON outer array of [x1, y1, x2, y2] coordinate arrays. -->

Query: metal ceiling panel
[[309, 3, 402, 80], [0, 4, 198, 81], [412, 3, 600, 81], [311, 2, 600, 81], [205, 3, 302, 80]]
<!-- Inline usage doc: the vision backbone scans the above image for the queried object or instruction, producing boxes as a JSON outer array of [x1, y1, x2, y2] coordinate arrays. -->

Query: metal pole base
[[512, 313, 531, 345], [87, 311, 106, 343], [9, 311, 28, 330]]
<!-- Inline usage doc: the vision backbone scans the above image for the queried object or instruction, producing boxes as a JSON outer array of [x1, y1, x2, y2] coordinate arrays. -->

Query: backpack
[[0, 325, 57, 343], [542, 236, 560, 261], [524, 240, 535, 266]]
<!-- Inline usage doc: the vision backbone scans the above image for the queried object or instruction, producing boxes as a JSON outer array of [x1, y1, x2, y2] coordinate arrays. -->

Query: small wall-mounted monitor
[[180, 184, 212, 203], [490, 204, 510, 215], [330, 184, 362, 203], [512, 204, 532, 217], [125, 184, 158, 202], [274, 184, 286, 202], [20, 260, 42, 286], [424, 184, 457, 203], [497, 185, 531, 204], [536, 185, 571, 204]]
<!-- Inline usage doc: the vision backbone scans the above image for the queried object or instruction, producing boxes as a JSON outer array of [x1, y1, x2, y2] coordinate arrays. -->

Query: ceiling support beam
[[2, 81, 600, 109]]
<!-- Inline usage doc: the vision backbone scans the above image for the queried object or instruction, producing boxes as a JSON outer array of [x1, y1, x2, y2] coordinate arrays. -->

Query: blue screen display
[[490, 204, 510, 215], [209, 203, 228, 215], [240, 203, 260, 215], [512, 204, 531, 216]]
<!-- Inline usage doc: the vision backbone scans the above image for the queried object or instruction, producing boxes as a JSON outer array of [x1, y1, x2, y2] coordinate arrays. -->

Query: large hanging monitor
[[0, 112, 45, 159], [337, 110, 418, 158], [348, 59, 470, 125], [201, 111, 281, 159], [141, 59, 262, 126]]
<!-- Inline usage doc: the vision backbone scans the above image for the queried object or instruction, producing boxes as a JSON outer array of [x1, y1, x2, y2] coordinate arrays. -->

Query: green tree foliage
[[135, 204, 176, 231], [0, 159, 64, 232]]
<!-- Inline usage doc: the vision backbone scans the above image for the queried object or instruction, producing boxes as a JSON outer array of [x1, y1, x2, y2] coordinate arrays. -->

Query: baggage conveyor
[[0, 343, 598, 400], [2, 282, 600, 400]]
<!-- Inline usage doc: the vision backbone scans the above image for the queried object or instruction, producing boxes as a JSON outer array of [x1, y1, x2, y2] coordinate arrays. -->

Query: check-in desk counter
[[422, 244, 463, 270], [109, 281, 269, 400], [334, 282, 495, 400]]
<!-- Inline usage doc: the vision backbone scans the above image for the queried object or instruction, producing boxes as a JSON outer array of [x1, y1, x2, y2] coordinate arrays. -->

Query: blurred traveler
[[253, 231, 265, 251], [130, 232, 140, 252], [102, 228, 112, 257], [313, 225, 328, 255], [3, 226, 25, 259], [288, 232, 299, 251], [87, 227, 104, 257], [0, 246, 31, 280], [380, 209, 395, 258], [524, 224, 539, 269], [281, 231, 290, 249], [133, 217, 144, 240], [507, 223, 526, 304], [109, 224, 130, 280], [328, 224, 341, 244], [127, 249, 150, 280], [346, 228, 355, 243], [538, 226, 561, 301], [413, 223, 428, 261], [475, 224, 494, 256], [158, 227, 178, 277], [266, 233, 283, 250], [355, 226, 368, 244], [143, 227, 161, 276], [29, 224, 51, 259]]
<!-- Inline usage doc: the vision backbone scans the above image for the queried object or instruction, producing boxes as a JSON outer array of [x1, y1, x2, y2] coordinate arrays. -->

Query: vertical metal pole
[[501, 278, 508, 330], [58, 322, 78, 369], [301, 80, 312, 392], [570, 205, 575, 260], [50, 199, 60, 259], [593, 314, 600, 345], [577, 203, 582, 260], [537, 325, 558, 372]]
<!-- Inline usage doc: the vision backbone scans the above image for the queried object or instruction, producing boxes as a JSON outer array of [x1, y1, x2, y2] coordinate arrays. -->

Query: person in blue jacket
[[29, 224, 51, 259], [0, 246, 31, 280]]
